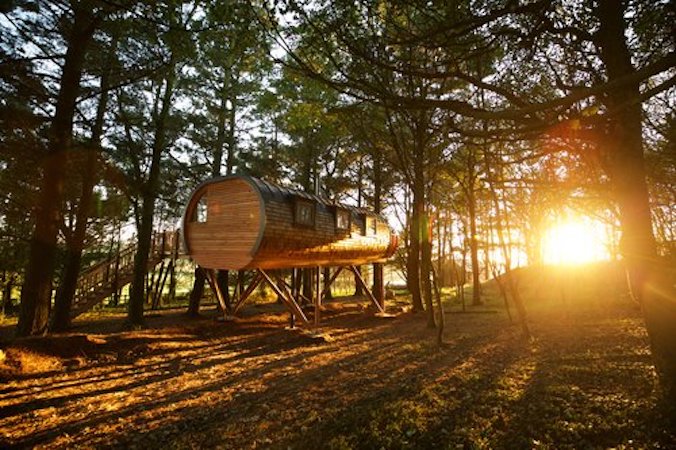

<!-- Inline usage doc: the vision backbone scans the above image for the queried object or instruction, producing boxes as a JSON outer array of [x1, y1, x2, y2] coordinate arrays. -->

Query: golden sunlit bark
[[596, 0, 676, 403]]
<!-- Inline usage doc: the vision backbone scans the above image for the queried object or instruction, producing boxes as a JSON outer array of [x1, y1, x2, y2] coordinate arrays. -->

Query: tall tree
[[114, 2, 198, 327], [12, 1, 103, 336], [593, 0, 674, 399], [0, 43, 45, 316], [50, 32, 118, 331], [184, 0, 271, 315], [266, 0, 676, 398]]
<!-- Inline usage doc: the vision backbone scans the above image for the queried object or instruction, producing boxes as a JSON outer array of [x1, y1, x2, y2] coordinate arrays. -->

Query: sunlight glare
[[542, 219, 610, 265]]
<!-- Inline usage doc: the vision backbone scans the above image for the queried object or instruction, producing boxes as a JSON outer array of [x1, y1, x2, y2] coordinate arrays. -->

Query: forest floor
[[1, 263, 675, 449]]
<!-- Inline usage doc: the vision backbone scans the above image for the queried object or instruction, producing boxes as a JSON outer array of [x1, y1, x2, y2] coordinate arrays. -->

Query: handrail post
[[113, 245, 121, 294]]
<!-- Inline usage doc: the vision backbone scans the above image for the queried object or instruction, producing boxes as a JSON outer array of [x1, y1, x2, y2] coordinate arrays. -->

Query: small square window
[[364, 215, 376, 236], [294, 198, 315, 227], [192, 194, 208, 223], [335, 208, 350, 231]]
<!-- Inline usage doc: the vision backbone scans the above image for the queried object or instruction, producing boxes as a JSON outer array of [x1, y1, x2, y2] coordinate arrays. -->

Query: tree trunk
[[219, 270, 231, 312], [323, 267, 333, 300], [2, 273, 15, 314], [128, 67, 176, 327], [353, 159, 365, 297], [50, 47, 113, 332], [187, 266, 205, 317], [421, 211, 435, 328], [409, 157, 425, 312], [468, 182, 482, 305], [596, 0, 675, 402], [17, 5, 98, 336], [372, 150, 384, 308], [225, 70, 238, 176], [485, 152, 530, 338], [431, 265, 445, 346], [187, 88, 230, 314], [352, 266, 364, 297], [302, 268, 313, 305]]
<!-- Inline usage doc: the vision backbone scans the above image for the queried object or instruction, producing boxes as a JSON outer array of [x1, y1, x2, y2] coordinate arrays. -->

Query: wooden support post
[[152, 259, 172, 309], [168, 256, 177, 303], [111, 236, 122, 300], [274, 271, 310, 325], [144, 271, 151, 305], [321, 266, 344, 299], [373, 263, 385, 310], [349, 265, 385, 314], [314, 266, 321, 326], [277, 275, 313, 305], [232, 271, 264, 315], [160, 231, 167, 256], [169, 231, 179, 303], [150, 260, 166, 309], [229, 272, 238, 307], [259, 270, 309, 325], [237, 270, 245, 301], [204, 269, 231, 320]]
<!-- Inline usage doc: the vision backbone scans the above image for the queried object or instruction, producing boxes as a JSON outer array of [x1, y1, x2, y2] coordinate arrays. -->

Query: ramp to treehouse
[[71, 231, 180, 319], [181, 175, 397, 270]]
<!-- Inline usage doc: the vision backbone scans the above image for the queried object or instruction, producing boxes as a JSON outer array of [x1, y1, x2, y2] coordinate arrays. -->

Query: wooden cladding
[[182, 178, 261, 269], [182, 175, 398, 270]]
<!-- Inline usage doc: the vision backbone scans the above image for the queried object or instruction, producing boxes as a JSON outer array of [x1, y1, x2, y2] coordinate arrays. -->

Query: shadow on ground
[[0, 293, 674, 449]]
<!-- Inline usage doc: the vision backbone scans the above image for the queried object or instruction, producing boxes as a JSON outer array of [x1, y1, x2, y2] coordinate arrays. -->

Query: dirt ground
[[1, 294, 675, 449]]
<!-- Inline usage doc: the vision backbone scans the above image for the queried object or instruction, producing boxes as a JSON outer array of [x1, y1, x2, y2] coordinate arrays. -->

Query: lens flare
[[542, 219, 610, 265]]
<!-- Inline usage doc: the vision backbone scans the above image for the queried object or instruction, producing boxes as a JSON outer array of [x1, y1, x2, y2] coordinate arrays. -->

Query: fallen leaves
[[0, 298, 673, 449]]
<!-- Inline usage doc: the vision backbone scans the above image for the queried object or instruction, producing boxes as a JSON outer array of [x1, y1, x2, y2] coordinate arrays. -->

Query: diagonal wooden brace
[[259, 270, 310, 324], [321, 266, 344, 299], [277, 275, 313, 305], [232, 271, 264, 315], [204, 269, 231, 319], [349, 265, 385, 313]]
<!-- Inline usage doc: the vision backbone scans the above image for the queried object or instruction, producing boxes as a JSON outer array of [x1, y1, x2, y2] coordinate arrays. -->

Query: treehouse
[[181, 175, 398, 327], [181, 175, 397, 270]]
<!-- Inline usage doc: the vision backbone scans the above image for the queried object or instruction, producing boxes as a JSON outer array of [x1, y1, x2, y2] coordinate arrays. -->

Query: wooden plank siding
[[182, 175, 397, 270], [183, 177, 263, 269]]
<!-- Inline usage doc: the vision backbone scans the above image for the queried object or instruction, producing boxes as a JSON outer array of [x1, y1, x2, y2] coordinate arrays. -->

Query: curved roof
[[188, 174, 386, 218]]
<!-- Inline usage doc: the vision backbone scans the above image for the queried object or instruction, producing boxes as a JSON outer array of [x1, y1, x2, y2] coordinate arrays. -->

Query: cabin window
[[192, 194, 208, 223], [364, 215, 376, 236], [335, 208, 350, 231], [294, 198, 316, 227]]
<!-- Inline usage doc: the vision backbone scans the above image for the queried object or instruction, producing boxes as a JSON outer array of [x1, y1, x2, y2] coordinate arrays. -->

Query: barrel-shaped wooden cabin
[[181, 175, 397, 270]]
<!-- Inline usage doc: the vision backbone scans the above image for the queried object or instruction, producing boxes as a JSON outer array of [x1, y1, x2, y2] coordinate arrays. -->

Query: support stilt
[[314, 266, 321, 326], [276, 275, 313, 305], [232, 271, 264, 315], [259, 269, 310, 325], [349, 265, 386, 314], [204, 269, 232, 320], [321, 266, 344, 299]]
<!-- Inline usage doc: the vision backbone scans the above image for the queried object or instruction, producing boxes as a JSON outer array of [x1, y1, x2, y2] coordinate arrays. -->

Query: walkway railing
[[70, 230, 180, 318]]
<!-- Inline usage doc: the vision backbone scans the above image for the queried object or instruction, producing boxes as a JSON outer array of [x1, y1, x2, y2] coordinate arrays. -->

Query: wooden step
[[70, 256, 165, 319]]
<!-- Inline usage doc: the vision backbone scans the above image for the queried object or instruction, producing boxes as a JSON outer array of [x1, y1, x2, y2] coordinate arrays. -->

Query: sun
[[542, 219, 611, 265]]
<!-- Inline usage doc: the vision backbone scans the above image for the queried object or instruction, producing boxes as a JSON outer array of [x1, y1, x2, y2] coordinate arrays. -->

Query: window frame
[[364, 214, 377, 236], [293, 197, 316, 228], [191, 193, 208, 223], [334, 207, 351, 231]]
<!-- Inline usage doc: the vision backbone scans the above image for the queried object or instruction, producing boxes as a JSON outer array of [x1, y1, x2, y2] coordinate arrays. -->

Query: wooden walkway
[[70, 231, 181, 318]]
